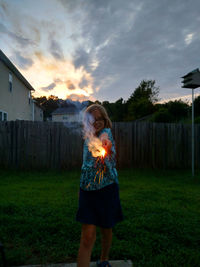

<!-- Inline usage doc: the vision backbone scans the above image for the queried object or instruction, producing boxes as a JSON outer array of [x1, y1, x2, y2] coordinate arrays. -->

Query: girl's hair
[[84, 104, 112, 129]]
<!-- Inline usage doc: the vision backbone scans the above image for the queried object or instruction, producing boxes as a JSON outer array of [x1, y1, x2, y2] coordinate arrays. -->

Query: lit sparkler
[[94, 147, 107, 184], [86, 136, 107, 188]]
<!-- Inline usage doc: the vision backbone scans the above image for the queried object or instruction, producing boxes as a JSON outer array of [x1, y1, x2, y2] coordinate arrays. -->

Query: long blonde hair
[[83, 104, 112, 139]]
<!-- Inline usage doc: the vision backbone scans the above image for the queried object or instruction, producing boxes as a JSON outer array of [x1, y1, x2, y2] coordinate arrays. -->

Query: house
[[0, 49, 43, 121], [51, 106, 81, 122], [33, 100, 45, 122], [51, 100, 89, 123]]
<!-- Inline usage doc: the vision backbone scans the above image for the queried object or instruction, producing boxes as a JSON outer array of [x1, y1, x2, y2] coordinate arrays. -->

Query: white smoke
[[62, 100, 89, 134], [82, 111, 105, 157], [61, 100, 105, 157], [82, 111, 95, 139]]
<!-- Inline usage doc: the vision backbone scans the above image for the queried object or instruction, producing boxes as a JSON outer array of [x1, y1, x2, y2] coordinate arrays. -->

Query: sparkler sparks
[[101, 148, 106, 157], [83, 113, 109, 188], [88, 136, 106, 158], [86, 137, 107, 188], [94, 148, 107, 184]]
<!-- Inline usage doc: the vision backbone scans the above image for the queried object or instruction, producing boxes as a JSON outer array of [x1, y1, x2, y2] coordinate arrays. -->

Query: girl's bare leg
[[100, 228, 112, 262], [77, 224, 96, 267]]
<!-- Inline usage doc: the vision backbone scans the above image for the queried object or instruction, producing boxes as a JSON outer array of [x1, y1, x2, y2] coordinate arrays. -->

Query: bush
[[166, 100, 189, 121], [194, 96, 200, 116], [151, 108, 174, 123], [194, 116, 200, 123]]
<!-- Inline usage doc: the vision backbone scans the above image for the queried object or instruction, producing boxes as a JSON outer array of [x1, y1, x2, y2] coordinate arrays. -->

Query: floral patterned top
[[80, 128, 119, 191]]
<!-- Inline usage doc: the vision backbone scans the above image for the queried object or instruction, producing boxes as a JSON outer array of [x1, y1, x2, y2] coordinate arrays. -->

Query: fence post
[[0, 241, 7, 267]]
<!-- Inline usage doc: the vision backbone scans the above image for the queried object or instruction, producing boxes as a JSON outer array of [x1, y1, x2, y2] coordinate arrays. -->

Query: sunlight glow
[[19, 52, 95, 100]]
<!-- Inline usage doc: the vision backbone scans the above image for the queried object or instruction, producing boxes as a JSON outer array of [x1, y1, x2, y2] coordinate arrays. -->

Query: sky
[[1, 0, 200, 103]]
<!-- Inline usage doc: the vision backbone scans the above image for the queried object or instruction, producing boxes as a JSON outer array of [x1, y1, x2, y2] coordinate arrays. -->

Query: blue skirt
[[76, 182, 124, 228]]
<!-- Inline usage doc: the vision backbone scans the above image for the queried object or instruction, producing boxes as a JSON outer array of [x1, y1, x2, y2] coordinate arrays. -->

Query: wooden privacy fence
[[0, 120, 200, 170]]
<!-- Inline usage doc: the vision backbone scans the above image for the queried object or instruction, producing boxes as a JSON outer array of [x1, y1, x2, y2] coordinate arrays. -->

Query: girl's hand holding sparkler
[[93, 132, 113, 185], [100, 133, 112, 155], [93, 133, 112, 185], [102, 138, 112, 151]]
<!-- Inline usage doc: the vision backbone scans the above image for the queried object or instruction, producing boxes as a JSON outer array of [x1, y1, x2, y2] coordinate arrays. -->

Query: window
[[3, 113, 7, 121], [9, 73, 12, 92], [29, 91, 31, 104], [0, 110, 7, 121]]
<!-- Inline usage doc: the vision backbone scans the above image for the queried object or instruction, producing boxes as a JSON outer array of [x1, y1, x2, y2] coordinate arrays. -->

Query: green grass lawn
[[0, 168, 200, 267]]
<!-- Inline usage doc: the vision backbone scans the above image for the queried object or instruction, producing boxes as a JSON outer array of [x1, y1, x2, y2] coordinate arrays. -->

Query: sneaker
[[96, 260, 112, 267]]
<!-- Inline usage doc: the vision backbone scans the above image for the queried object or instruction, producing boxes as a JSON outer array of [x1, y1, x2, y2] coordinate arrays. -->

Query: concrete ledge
[[14, 259, 133, 267]]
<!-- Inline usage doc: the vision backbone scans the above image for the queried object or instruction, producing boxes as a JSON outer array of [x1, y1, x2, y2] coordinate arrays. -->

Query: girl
[[76, 104, 124, 267]]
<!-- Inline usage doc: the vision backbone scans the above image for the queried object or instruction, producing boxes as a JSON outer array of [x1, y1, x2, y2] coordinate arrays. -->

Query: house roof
[[52, 106, 80, 115], [0, 49, 35, 91]]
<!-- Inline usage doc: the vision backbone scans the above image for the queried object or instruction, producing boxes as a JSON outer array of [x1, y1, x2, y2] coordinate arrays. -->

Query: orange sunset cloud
[[19, 51, 96, 100]]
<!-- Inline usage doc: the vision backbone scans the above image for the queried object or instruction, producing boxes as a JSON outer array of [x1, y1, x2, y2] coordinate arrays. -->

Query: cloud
[[0, 0, 67, 55], [0, 1, 8, 13], [0, 23, 34, 47], [66, 80, 75, 90], [0, 23, 8, 33], [58, 0, 200, 102], [73, 48, 91, 70], [158, 92, 200, 104], [41, 82, 56, 91], [54, 78, 62, 83], [10, 51, 34, 70], [79, 77, 88, 89], [2, 0, 200, 103], [67, 93, 95, 102], [49, 38, 64, 60], [20, 52, 96, 100]]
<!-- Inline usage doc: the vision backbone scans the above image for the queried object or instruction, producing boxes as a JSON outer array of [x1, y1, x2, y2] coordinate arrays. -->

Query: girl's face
[[91, 109, 105, 134]]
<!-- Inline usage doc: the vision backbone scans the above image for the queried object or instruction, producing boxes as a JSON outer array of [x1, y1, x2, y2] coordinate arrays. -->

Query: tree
[[48, 95, 59, 101], [151, 99, 189, 123], [102, 98, 127, 121], [165, 100, 189, 121], [129, 98, 155, 120], [127, 80, 160, 105], [111, 98, 126, 121], [95, 100, 101, 105], [194, 95, 200, 117], [33, 95, 59, 120], [125, 80, 160, 120], [102, 101, 113, 119], [151, 108, 173, 123]]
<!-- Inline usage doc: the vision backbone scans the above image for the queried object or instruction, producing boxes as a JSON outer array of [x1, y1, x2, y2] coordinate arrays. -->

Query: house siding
[[0, 60, 34, 120], [52, 113, 80, 122], [34, 104, 44, 121]]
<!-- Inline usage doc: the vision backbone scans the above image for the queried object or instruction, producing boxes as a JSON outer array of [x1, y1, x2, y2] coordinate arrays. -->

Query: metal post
[[192, 89, 194, 176], [181, 68, 200, 177]]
